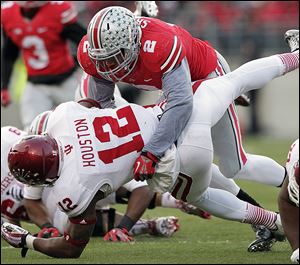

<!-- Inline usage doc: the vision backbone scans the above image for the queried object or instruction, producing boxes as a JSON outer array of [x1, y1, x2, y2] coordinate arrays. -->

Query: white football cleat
[[284, 29, 299, 52], [148, 216, 180, 237]]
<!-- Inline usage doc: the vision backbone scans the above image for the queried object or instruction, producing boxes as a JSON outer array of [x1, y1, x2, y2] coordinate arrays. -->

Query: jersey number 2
[[93, 106, 144, 164]]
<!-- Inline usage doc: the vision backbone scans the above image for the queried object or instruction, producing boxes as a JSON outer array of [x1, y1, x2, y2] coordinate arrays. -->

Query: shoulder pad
[[140, 30, 186, 74]]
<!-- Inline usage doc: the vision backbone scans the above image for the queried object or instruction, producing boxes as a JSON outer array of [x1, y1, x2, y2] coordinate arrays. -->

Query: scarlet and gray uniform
[[35, 51, 297, 224], [77, 16, 285, 187], [1, 1, 85, 130]]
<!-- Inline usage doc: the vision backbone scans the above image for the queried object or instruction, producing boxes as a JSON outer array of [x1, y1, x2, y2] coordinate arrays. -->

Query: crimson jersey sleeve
[[77, 35, 102, 78]]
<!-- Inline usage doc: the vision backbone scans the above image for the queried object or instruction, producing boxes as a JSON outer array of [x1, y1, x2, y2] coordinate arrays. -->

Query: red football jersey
[[77, 17, 217, 90], [1, 1, 77, 77]]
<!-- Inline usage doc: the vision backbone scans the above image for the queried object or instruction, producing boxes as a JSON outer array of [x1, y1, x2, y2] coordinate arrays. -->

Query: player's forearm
[[32, 236, 84, 258], [122, 186, 154, 225], [143, 59, 193, 157], [1, 33, 19, 89], [61, 22, 86, 45], [23, 199, 52, 228], [89, 76, 116, 108], [278, 178, 299, 250]]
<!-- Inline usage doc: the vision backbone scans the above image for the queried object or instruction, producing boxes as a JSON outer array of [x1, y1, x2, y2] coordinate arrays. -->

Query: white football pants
[[172, 54, 293, 220]]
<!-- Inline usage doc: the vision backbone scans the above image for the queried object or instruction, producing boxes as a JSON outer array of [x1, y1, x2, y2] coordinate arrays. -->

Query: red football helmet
[[8, 135, 60, 186]]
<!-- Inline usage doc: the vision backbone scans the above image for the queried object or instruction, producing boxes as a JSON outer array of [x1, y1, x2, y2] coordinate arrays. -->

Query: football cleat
[[248, 225, 276, 252], [270, 214, 286, 242], [179, 201, 212, 219], [148, 216, 180, 237], [284, 29, 299, 52], [248, 215, 285, 252]]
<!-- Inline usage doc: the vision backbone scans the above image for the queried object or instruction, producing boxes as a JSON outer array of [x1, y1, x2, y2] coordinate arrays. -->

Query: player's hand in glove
[[1, 222, 30, 248], [37, 224, 61, 238], [7, 184, 24, 201], [133, 151, 158, 181], [103, 228, 134, 242], [1, 89, 11, 107]]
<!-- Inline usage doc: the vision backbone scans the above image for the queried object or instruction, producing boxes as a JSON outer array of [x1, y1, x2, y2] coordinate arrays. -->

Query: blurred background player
[[278, 139, 299, 263], [1, 1, 86, 130]]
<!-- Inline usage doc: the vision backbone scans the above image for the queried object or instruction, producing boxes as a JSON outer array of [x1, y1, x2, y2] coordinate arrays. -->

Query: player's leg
[[52, 71, 78, 105], [20, 82, 53, 131], [171, 145, 284, 241], [212, 110, 286, 187]]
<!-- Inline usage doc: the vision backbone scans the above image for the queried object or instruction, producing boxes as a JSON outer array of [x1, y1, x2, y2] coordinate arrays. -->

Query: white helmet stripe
[[89, 13, 100, 49], [92, 9, 110, 49]]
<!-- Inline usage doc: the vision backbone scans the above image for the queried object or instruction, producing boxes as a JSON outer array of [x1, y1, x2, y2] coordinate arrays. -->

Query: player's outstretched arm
[[2, 191, 103, 258]]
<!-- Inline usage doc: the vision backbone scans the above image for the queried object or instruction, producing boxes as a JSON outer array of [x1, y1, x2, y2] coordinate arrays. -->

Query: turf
[[1, 136, 295, 264]]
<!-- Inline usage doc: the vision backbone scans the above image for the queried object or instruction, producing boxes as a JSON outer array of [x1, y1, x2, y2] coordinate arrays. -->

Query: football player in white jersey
[[278, 139, 299, 264], [2, 31, 298, 258], [1, 126, 29, 226], [1, 125, 181, 242]]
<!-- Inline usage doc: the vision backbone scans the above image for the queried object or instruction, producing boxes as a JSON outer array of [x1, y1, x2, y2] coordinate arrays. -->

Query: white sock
[[161, 192, 179, 208]]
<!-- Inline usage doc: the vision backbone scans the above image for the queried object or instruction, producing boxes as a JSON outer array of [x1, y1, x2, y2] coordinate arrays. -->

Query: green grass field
[[1, 136, 295, 264]]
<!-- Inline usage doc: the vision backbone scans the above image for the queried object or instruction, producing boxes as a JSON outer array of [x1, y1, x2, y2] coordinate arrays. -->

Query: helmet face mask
[[8, 135, 60, 187], [87, 6, 141, 82]]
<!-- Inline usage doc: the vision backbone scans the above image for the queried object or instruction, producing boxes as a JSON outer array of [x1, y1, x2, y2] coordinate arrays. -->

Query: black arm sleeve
[[61, 21, 86, 46], [1, 31, 19, 90]]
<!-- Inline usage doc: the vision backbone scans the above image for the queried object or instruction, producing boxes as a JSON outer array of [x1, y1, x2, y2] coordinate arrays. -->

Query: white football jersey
[[46, 101, 159, 217], [1, 126, 28, 221]]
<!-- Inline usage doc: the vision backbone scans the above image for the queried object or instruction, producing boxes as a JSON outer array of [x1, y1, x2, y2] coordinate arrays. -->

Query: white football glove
[[135, 1, 158, 17], [291, 248, 299, 263], [148, 216, 180, 237], [1, 222, 29, 248]]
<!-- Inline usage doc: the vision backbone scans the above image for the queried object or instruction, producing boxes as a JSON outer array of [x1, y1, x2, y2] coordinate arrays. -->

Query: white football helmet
[[28, 110, 53, 135], [87, 6, 141, 82], [286, 139, 299, 207], [134, 1, 159, 17]]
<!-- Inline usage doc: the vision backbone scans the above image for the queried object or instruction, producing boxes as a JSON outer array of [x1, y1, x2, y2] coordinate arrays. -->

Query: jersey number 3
[[93, 106, 144, 164]]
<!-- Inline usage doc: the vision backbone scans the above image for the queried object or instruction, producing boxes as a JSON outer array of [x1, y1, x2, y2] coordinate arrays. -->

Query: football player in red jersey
[[1, 32, 298, 258], [278, 139, 299, 263], [78, 6, 291, 249], [1, 1, 85, 130]]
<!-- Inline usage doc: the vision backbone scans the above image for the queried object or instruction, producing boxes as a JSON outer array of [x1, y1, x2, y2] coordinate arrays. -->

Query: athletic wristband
[[142, 151, 159, 163], [25, 234, 36, 250], [117, 215, 135, 231]]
